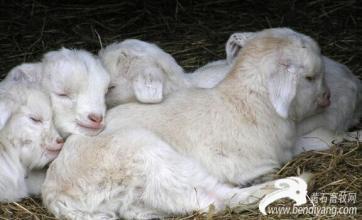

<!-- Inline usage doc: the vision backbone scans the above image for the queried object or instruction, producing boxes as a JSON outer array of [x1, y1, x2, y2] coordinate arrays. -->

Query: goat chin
[[43, 28, 326, 219]]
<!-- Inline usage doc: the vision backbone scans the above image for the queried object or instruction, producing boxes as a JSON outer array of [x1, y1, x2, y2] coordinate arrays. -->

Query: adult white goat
[[43, 28, 328, 219], [0, 82, 63, 202], [5, 48, 111, 137]]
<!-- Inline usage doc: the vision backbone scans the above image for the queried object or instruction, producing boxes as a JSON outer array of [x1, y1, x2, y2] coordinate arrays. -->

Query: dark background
[[0, 0, 361, 77]]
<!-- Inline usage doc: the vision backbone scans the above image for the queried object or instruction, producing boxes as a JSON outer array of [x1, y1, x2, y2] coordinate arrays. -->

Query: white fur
[[41, 48, 110, 137], [43, 129, 291, 219], [0, 83, 63, 202], [43, 28, 326, 218], [222, 32, 362, 153], [186, 59, 230, 88]]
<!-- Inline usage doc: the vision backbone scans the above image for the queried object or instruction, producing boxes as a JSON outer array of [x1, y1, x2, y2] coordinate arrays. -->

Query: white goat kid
[[0, 83, 63, 202], [43, 28, 328, 219], [41, 48, 110, 137], [223, 32, 362, 154], [99, 39, 189, 107]]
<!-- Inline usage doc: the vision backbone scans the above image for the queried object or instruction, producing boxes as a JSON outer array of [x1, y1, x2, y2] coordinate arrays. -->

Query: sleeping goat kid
[[223, 32, 362, 154], [0, 84, 63, 202], [99, 39, 190, 107], [43, 28, 328, 218], [41, 48, 110, 137], [3, 49, 111, 138]]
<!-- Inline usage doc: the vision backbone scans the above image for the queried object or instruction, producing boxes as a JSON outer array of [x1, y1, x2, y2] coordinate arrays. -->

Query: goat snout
[[45, 137, 64, 156], [318, 90, 331, 108], [76, 113, 105, 130], [56, 137, 65, 145], [88, 113, 103, 124], [50, 137, 64, 150]]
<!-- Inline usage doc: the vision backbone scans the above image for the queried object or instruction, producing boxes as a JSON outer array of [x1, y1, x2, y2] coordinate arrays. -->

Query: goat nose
[[56, 138, 64, 145], [88, 114, 103, 124]]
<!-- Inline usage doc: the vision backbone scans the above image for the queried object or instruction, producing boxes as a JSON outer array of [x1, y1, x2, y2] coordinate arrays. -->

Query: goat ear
[[268, 59, 299, 119], [6, 63, 42, 83], [226, 32, 255, 64], [132, 67, 164, 104]]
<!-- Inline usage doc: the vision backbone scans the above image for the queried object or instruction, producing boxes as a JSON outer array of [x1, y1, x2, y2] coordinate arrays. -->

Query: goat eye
[[29, 116, 42, 123], [107, 85, 116, 92], [56, 92, 69, 98], [305, 76, 315, 82]]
